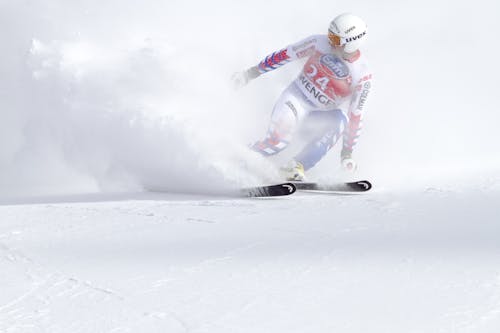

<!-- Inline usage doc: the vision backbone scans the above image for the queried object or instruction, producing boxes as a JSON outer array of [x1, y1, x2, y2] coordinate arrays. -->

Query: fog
[[1, 0, 499, 197]]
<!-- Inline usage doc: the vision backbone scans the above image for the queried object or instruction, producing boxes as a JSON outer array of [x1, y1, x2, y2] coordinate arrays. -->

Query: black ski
[[292, 180, 372, 193], [242, 182, 297, 197]]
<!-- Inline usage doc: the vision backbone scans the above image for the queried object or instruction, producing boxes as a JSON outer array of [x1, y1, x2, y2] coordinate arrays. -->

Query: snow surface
[[1, 0, 500, 332]]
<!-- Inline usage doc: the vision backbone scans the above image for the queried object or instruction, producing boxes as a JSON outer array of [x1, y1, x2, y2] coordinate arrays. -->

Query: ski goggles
[[328, 31, 343, 47]]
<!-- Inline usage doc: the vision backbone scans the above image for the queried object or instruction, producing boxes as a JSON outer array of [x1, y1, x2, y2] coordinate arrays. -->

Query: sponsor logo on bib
[[319, 54, 349, 78]]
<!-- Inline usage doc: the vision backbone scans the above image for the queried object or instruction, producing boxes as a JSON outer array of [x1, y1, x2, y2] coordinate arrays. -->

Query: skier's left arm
[[341, 72, 373, 170]]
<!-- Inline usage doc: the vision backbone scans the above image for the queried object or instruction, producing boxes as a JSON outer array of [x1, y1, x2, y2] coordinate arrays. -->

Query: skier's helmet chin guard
[[328, 13, 367, 53]]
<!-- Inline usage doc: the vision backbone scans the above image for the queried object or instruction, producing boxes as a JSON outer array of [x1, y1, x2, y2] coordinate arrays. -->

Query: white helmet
[[328, 13, 367, 53]]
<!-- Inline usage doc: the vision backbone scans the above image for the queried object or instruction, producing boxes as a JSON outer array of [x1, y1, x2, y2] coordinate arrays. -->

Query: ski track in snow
[[0, 187, 500, 333]]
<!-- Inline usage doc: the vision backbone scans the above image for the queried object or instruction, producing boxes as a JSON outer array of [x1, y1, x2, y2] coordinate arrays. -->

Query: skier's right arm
[[232, 35, 319, 89]]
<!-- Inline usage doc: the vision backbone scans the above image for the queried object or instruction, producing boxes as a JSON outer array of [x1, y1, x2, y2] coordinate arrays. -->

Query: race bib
[[299, 51, 353, 105]]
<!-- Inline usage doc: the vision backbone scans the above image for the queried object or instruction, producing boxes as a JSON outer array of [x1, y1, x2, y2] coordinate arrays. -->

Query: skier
[[232, 13, 372, 181]]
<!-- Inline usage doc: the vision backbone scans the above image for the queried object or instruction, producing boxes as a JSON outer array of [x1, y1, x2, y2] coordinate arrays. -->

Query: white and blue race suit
[[251, 34, 372, 170]]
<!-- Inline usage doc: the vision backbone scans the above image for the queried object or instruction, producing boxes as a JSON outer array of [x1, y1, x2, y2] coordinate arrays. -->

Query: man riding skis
[[233, 13, 372, 181]]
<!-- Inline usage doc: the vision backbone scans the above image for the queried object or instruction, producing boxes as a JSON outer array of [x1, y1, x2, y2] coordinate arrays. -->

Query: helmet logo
[[344, 26, 356, 34], [345, 31, 366, 43]]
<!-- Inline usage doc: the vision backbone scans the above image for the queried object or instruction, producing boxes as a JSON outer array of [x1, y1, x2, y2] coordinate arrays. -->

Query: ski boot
[[280, 160, 305, 181]]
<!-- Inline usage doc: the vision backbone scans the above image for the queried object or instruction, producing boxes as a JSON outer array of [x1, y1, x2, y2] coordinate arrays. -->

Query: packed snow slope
[[1, 0, 500, 332], [1, 186, 500, 333]]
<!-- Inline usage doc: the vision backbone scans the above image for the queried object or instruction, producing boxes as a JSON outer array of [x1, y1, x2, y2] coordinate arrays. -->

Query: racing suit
[[251, 34, 372, 171]]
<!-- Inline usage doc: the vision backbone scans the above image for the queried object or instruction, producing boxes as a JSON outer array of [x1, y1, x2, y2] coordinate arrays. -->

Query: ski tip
[[281, 182, 297, 194], [349, 180, 372, 191], [243, 182, 296, 197]]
